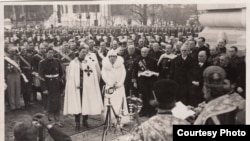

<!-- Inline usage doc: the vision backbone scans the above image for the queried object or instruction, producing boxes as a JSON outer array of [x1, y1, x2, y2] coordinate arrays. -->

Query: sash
[[138, 59, 147, 70], [4, 56, 29, 83], [18, 54, 31, 69], [34, 54, 44, 60]]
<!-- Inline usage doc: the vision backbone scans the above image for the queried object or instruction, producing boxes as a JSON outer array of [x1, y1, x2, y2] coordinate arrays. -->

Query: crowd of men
[[4, 24, 246, 140]]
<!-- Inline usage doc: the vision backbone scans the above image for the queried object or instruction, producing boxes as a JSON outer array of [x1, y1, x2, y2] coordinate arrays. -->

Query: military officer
[[124, 45, 139, 96], [132, 47, 158, 117], [38, 47, 64, 126]]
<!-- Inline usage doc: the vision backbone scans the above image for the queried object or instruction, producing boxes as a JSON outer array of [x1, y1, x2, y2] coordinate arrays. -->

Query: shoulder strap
[[19, 55, 31, 69]]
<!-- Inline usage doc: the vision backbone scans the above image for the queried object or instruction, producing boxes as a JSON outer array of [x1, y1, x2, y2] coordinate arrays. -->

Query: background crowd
[[4, 24, 245, 140]]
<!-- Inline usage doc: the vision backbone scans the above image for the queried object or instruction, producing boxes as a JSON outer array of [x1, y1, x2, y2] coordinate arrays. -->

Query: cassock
[[63, 58, 103, 115], [101, 56, 129, 124]]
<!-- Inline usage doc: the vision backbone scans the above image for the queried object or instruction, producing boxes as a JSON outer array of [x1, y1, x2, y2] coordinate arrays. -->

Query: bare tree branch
[[129, 8, 144, 19]]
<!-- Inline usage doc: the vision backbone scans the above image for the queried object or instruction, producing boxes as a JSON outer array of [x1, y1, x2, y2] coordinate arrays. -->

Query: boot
[[75, 122, 80, 131], [82, 120, 89, 128]]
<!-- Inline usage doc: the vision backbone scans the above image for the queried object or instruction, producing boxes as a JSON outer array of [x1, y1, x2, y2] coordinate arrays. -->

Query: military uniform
[[158, 54, 176, 79], [19, 53, 33, 107], [38, 58, 64, 120], [32, 53, 46, 105], [132, 56, 158, 116], [4, 56, 22, 110], [148, 49, 164, 62], [124, 53, 139, 96]]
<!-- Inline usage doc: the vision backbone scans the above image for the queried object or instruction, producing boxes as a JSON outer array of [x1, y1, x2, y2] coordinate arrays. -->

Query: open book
[[171, 101, 196, 120]]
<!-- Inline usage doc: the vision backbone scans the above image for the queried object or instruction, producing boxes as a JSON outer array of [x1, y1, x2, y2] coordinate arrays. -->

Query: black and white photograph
[[2, 1, 247, 141]]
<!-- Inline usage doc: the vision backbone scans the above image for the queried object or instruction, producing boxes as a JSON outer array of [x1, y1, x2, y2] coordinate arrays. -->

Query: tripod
[[101, 97, 128, 141]]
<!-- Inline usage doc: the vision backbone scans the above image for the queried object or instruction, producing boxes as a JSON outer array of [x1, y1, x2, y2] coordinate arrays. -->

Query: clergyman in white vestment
[[63, 47, 103, 130]]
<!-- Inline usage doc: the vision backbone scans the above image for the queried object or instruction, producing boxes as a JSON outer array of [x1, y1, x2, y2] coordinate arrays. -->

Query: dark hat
[[203, 66, 226, 88], [152, 79, 178, 105]]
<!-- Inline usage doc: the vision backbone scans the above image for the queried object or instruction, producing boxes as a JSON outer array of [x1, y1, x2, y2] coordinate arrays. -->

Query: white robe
[[101, 56, 130, 124], [63, 58, 103, 115], [86, 52, 101, 81]]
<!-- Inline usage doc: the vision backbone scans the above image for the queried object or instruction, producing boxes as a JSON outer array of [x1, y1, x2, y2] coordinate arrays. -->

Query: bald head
[[180, 44, 189, 58], [219, 54, 229, 67], [141, 47, 149, 57], [198, 50, 207, 63], [217, 38, 226, 48], [152, 43, 160, 52], [210, 46, 217, 56], [127, 45, 135, 55]]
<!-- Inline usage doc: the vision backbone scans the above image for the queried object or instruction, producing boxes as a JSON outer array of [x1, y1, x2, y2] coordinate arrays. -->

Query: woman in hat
[[101, 49, 130, 125]]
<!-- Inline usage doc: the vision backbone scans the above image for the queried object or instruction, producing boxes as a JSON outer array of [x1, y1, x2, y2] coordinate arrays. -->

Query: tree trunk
[[142, 4, 147, 25]]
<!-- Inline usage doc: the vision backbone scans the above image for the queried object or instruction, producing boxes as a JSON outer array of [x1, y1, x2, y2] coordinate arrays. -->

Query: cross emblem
[[84, 65, 93, 77]]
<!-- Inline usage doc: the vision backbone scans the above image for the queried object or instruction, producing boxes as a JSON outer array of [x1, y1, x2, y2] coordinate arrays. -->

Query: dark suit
[[171, 55, 194, 105], [198, 46, 210, 57], [189, 62, 210, 106], [221, 63, 238, 84]]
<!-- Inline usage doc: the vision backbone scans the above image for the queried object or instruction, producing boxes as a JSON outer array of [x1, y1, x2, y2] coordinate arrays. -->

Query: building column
[[198, 4, 246, 54], [100, 4, 110, 26]]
